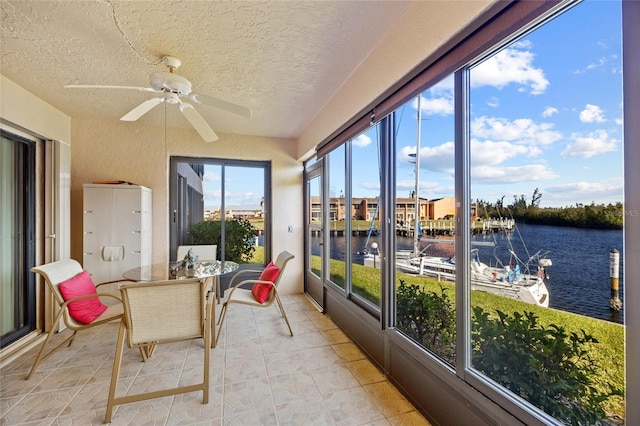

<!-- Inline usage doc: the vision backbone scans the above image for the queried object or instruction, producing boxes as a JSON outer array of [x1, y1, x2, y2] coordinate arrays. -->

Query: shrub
[[395, 280, 621, 424], [396, 279, 456, 365], [187, 219, 256, 263], [471, 307, 622, 425]]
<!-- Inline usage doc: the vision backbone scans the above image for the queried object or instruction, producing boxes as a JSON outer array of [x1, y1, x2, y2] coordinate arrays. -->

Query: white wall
[[0, 75, 71, 142], [69, 119, 304, 294]]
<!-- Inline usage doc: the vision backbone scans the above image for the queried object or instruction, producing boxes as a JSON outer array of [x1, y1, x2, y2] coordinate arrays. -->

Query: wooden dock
[[310, 219, 514, 237], [397, 219, 514, 236]]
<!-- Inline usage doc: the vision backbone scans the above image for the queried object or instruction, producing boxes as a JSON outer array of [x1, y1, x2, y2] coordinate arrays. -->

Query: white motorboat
[[395, 248, 551, 308]]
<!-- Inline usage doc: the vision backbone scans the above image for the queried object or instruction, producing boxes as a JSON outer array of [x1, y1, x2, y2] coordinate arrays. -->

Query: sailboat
[[366, 95, 552, 307]]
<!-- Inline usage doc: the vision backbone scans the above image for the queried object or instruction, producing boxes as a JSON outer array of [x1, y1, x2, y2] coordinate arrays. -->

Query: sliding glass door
[[170, 157, 271, 266], [1, 130, 36, 348]]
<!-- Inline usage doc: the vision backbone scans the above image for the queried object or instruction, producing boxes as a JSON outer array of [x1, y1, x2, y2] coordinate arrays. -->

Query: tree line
[[475, 188, 623, 230]]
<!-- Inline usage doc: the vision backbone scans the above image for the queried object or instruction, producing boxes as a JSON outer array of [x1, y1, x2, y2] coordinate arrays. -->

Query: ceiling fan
[[64, 56, 251, 142]]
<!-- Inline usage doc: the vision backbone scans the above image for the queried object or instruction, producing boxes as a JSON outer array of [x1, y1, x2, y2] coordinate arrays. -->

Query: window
[[394, 81, 456, 366], [467, 1, 624, 422], [170, 157, 270, 265], [327, 145, 346, 289], [310, 1, 628, 423], [351, 125, 382, 308]]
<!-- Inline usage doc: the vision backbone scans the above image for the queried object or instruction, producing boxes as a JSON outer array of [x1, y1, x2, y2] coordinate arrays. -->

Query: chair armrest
[[228, 269, 263, 287], [60, 292, 123, 308], [96, 279, 134, 289], [224, 278, 274, 300]]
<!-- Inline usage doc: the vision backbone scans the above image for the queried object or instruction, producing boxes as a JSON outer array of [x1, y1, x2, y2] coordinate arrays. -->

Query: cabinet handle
[[84, 210, 93, 213], [132, 210, 141, 213], [132, 250, 141, 254], [132, 230, 141, 234], [84, 231, 92, 235], [84, 252, 93, 256]]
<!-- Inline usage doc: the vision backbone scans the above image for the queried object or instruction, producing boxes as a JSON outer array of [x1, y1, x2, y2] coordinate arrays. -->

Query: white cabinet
[[83, 184, 152, 285]]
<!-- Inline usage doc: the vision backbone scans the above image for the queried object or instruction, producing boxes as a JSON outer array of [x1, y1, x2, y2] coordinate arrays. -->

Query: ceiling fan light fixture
[[164, 92, 180, 104], [149, 71, 192, 95], [63, 56, 247, 143]]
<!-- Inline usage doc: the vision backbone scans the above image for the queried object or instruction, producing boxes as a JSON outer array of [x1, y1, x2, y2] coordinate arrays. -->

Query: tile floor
[[1, 294, 430, 425]]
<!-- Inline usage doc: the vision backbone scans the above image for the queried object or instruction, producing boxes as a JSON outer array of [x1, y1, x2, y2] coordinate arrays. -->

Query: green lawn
[[309, 254, 625, 420]]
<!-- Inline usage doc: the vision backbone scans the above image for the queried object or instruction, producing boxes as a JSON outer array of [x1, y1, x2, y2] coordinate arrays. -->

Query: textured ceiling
[[1, 0, 412, 140]]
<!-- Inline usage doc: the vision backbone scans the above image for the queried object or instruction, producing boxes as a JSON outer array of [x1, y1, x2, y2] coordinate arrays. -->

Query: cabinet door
[[139, 189, 153, 266], [83, 187, 113, 283], [112, 188, 144, 271]]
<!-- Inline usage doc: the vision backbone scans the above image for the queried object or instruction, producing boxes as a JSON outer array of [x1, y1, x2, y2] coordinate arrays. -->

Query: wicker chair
[[216, 251, 294, 346], [27, 259, 126, 380], [105, 278, 213, 423]]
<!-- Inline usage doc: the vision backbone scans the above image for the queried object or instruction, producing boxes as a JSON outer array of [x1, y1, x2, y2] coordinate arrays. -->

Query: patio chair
[[26, 259, 127, 380], [176, 244, 217, 262], [105, 278, 213, 423], [216, 250, 294, 346], [176, 244, 220, 302]]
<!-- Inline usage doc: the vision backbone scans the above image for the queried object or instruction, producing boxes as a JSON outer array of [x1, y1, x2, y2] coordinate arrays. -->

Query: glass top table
[[122, 260, 239, 282]]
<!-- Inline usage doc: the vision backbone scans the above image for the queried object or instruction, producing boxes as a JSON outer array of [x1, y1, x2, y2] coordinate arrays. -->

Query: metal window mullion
[[345, 140, 352, 297], [380, 113, 396, 330], [454, 68, 472, 379]]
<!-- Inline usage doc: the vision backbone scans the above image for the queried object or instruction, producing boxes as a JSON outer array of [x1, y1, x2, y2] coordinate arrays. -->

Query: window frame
[[310, 0, 634, 424], [169, 156, 272, 265], [0, 129, 36, 348]]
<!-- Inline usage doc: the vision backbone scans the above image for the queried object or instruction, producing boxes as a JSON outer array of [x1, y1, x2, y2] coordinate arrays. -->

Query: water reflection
[[312, 225, 624, 324]]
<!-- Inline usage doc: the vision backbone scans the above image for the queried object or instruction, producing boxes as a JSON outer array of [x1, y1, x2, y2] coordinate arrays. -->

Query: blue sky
[[206, 0, 623, 210], [365, 0, 623, 208], [202, 165, 265, 210]]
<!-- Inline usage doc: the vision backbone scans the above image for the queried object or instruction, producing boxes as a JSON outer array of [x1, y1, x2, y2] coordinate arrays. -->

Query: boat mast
[[414, 95, 422, 257]]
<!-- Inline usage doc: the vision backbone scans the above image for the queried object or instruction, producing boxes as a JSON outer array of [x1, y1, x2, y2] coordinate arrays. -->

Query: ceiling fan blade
[[121, 97, 164, 121], [65, 84, 159, 93], [179, 103, 219, 142], [187, 93, 252, 119]]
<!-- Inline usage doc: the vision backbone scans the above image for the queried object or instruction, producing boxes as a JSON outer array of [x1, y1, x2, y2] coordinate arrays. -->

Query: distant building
[[310, 195, 475, 222], [203, 206, 263, 221]]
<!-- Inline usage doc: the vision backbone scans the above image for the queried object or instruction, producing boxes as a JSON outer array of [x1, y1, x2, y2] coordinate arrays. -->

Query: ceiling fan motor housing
[[149, 71, 192, 95]]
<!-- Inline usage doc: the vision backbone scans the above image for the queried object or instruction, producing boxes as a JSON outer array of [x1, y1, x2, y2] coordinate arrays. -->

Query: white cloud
[[579, 104, 606, 123], [471, 164, 558, 184], [561, 129, 617, 158], [587, 57, 607, 70], [204, 171, 221, 182], [471, 116, 562, 146], [542, 106, 558, 117], [471, 45, 549, 94], [396, 178, 449, 197], [573, 56, 607, 74], [416, 96, 454, 116], [487, 97, 500, 108], [400, 138, 545, 178], [352, 134, 372, 148], [544, 179, 623, 206], [400, 142, 457, 175], [360, 181, 381, 192], [470, 139, 543, 166]]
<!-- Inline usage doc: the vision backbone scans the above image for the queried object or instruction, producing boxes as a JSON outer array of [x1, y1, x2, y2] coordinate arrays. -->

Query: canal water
[[314, 224, 624, 324]]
